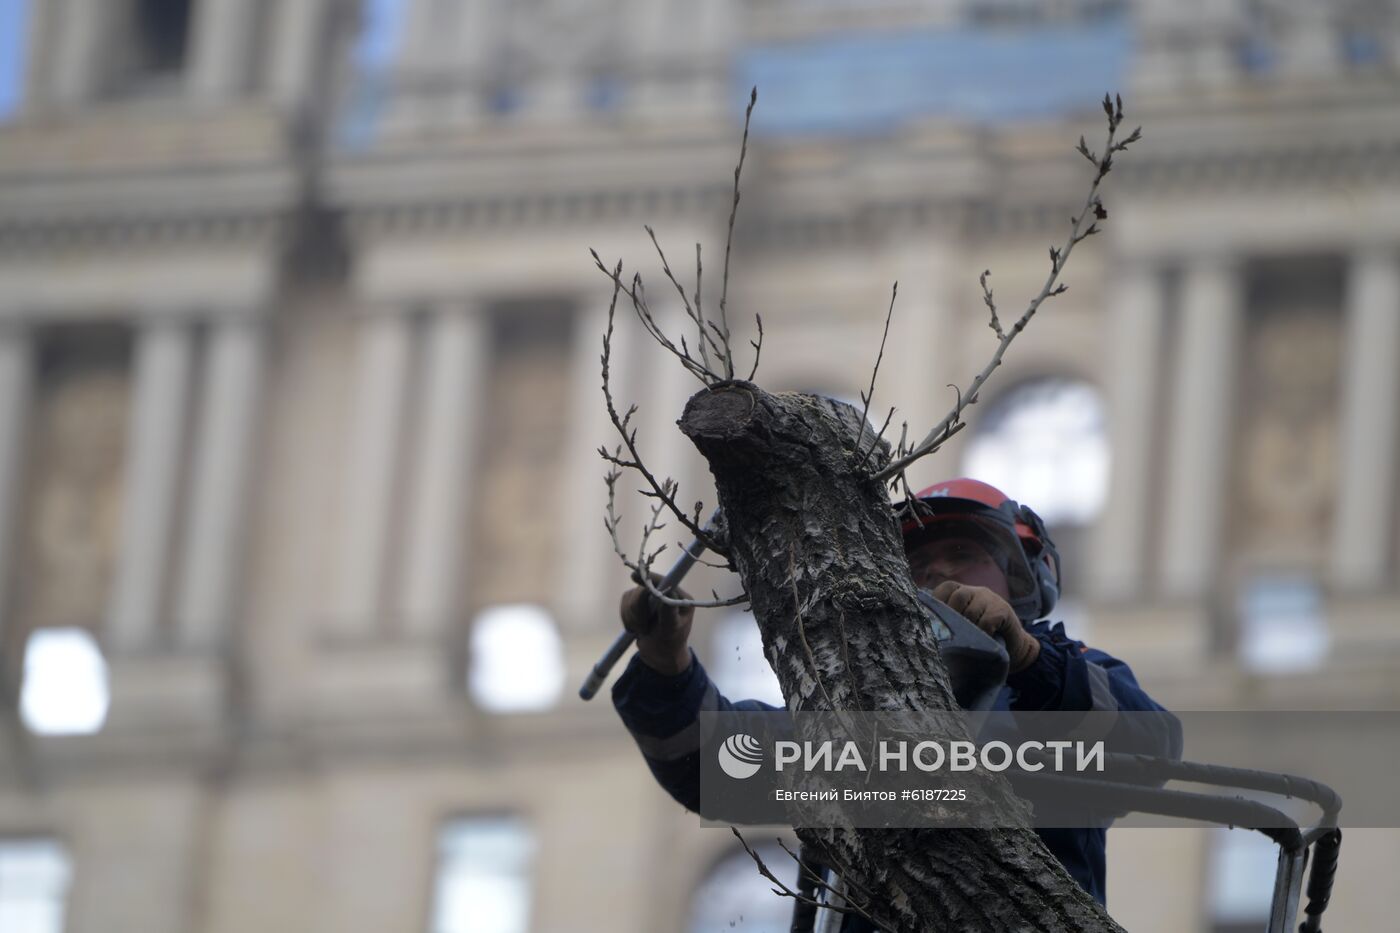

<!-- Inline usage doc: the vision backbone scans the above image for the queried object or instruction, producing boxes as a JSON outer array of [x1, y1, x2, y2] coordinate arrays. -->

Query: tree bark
[[681, 380, 1124, 933]]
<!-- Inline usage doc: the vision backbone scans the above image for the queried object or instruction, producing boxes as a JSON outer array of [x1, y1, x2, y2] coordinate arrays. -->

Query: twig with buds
[[876, 93, 1141, 488]]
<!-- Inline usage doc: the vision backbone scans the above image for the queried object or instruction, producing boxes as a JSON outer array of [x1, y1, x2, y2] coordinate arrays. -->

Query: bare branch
[[718, 86, 758, 381], [598, 267, 726, 551], [875, 95, 1141, 483], [774, 838, 881, 908], [747, 313, 764, 381], [603, 467, 743, 609], [854, 405, 896, 474], [590, 250, 719, 386], [730, 828, 881, 927], [694, 241, 703, 346], [853, 282, 896, 469], [592, 88, 764, 393], [980, 269, 1003, 340], [645, 224, 724, 371]]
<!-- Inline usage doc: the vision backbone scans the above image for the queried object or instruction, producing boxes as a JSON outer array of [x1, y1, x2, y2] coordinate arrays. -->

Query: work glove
[[620, 571, 695, 676], [930, 581, 1041, 674]]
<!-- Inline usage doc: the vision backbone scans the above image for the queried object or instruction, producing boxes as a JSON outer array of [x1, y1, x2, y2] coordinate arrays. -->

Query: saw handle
[[577, 534, 709, 701]]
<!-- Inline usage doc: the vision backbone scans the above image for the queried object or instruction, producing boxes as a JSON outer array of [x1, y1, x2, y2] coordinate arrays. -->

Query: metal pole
[[577, 530, 712, 701], [1266, 845, 1308, 933]]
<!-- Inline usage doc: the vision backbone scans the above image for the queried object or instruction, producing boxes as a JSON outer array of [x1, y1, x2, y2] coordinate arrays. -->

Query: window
[[961, 377, 1109, 528], [0, 838, 71, 933], [687, 841, 798, 933], [101, 0, 192, 96], [1236, 35, 1277, 74], [961, 377, 1107, 630], [19, 627, 110, 735], [1236, 574, 1328, 674], [430, 816, 534, 933], [467, 604, 565, 713], [1341, 31, 1383, 67], [1207, 828, 1277, 933], [130, 0, 192, 77]]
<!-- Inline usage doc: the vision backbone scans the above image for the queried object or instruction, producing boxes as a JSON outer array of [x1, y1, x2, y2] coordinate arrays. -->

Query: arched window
[[19, 628, 109, 736], [467, 604, 565, 713], [961, 376, 1109, 528], [961, 377, 1109, 634], [687, 840, 799, 933]]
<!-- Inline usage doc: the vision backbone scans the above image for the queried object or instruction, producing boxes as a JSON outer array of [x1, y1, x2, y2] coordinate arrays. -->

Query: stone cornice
[[1, 107, 1395, 257], [0, 103, 293, 176], [1118, 137, 1400, 194], [343, 181, 733, 240], [331, 110, 1400, 252], [0, 210, 286, 256]]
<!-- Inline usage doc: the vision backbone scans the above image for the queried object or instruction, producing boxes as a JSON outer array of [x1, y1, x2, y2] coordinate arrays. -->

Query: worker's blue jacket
[[612, 618, 1182, 927]]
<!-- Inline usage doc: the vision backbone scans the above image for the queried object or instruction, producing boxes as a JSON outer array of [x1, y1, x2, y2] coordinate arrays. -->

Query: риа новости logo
[[718, 733, 764, 779]]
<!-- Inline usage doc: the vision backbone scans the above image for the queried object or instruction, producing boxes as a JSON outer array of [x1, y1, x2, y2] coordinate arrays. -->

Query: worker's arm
[[1008, 620, 1183, 760], [611, 647, 779, 813], [611, 579, 786, 813]]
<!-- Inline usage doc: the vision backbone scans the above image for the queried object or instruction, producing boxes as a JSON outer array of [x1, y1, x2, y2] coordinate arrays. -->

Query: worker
[[611, 477, 1181, 919]]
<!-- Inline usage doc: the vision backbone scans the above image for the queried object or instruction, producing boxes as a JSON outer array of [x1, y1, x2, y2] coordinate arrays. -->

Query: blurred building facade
[[0, 1, 1398, 931]]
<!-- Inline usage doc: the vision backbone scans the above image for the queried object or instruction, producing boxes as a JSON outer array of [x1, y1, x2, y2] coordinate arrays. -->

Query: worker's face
[[906, 534, 1014, 602]]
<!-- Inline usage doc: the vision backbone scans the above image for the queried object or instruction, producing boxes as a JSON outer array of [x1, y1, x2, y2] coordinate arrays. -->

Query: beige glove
[[620, 572, 695, 676], [930, 581, 1041, 674]]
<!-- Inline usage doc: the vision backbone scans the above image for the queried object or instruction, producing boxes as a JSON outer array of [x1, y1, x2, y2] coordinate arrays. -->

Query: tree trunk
[[680, 380, 1124, 933]]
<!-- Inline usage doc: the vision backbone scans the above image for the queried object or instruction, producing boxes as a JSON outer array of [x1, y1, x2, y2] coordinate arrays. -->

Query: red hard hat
[[897, 477, 1060, 622], [899, 477, 1040, 550]]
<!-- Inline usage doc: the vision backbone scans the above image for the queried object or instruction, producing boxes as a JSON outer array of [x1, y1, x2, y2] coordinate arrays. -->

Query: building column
[[1159, 256, 1244, 599], [1330, 247, 1400, 589], [269, 0, 327, 107], [449, 0, 496, 123], [1091, 260, 1167, 601], [329, 310, 414, 638], [20, 0, 60, 110], [50, 0, 116, 105], [106, 320, 194, 652], [891, 243, 959, 490], [187, 0, 258, 100], [394, 304, 486, 639], [173, 317, 266, 650], [0, 325, 34, 656]]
